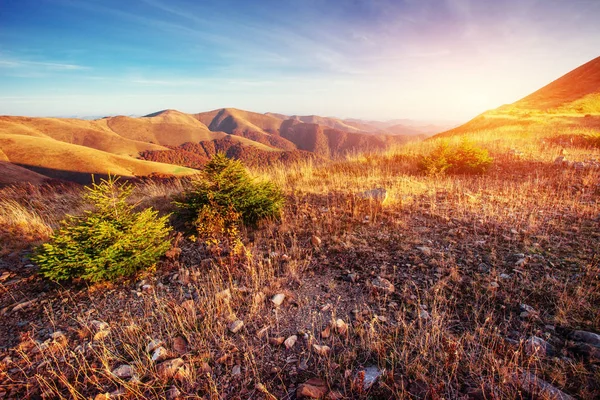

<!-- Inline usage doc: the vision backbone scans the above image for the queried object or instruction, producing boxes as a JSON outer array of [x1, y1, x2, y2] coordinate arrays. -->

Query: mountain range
[[0, 108, 434, 185], [1, 55, 599, 185]]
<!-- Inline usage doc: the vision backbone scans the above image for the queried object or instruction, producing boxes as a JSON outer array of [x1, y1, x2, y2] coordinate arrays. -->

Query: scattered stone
[[311, 235, 322, 247], [232, 365, 241, 376], [371, 277, 395, 294], [525, 336, 555, 357], [357, 365, 382, 390], [416, 246, 432, 257], [313, 344, 331, 356], [489, 281, 499, 289], [520, 304, 538, 319], [297, 378, 328, 399], [152, 346, 170, 362], [156, 358, 185, 379], [499, 273, 511, 280], [270, 337, 285, 346], [146, 339, 163, 353], [335, 319, 348, 335], [284, 335, 298, 349], [271, 293, 286, 306], [229, 320, 244, 334], [173, 335, 188, 355], [514, 372, 574, 400], [299, 358, 309, 371], [112, 364, 134, 379], [570, 330, 600, 347]]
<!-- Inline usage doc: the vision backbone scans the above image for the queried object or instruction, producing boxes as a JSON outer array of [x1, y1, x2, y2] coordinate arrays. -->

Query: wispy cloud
[[0, 58, 88, 71]]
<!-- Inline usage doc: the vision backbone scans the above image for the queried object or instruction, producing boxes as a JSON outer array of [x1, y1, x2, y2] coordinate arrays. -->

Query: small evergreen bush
[[33, 177, 172, 282], [177, 153, 284, 232], [420, 139, 493, 175]]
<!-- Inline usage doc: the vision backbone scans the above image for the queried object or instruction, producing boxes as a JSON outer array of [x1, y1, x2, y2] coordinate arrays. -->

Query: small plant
[[177, 153, 284, 231], [33, 176, 172, 282], [419, 139, 493, 175]]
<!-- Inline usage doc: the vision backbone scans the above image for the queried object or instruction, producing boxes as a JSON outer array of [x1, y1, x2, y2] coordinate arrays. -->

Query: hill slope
[[437, 56, 600, 139], [0, 134, 197, 184]]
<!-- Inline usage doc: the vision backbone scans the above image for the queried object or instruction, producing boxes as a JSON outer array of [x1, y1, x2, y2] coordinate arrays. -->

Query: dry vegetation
[[0, 124, 599, 399]]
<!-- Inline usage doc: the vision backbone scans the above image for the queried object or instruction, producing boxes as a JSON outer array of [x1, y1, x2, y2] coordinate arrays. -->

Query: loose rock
[[271, 293, 286, 306], [156, 358, 185, 379], [152, 346, 170, 362], [311, 235, 322, 247], [524, 336, 555, 357], [112, 364, 134, 379], [313, 344, 331, 356], [297, 378, 328, 399], [371, 277, 395, 294], [514, 372, 574, 400], [570, 330, 600, 347], [284, 335, 298, 349], [229, 320, 244, 334]]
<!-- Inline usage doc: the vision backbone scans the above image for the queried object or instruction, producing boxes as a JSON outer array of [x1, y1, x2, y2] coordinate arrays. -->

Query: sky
[[0, 0, 599, 122]]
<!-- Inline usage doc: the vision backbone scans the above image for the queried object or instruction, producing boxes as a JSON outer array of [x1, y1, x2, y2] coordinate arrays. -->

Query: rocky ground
[[0, 161, 599, 399]]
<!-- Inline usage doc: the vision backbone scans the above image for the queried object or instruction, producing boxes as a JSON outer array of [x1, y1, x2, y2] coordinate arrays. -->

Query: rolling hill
[[0, 106, 427, 185]]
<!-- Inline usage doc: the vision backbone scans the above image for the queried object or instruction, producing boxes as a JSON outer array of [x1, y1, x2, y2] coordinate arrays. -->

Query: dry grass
[[1, 125, 599, 399]]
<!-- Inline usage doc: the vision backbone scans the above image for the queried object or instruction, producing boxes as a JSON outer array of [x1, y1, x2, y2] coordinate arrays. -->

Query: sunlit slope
[[514, 56, 600, 112], [0, 116, 168, 157], [0, 134, 197, 182], [436, 56, 600, 139]]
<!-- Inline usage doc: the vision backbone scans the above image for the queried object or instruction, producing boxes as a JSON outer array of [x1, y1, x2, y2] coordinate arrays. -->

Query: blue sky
[[1, 0, 599, 121]]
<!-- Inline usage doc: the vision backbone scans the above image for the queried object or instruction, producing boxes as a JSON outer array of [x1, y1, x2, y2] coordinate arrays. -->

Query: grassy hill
[[0, 133, 197, 184], [433, 56, 600, 162]]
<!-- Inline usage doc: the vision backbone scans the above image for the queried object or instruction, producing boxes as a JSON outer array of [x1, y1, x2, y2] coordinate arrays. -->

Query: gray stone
[[571, 330, 600, 347]]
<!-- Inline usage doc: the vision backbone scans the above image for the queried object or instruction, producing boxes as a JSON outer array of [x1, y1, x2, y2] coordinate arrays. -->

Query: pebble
[[371, 277, 395, 294], [297, 378, 328, 399], [156, 358, 184, 379], [152, 346, 170, 362], [111, 364, 134, 379], [311, 235, 322, 247], [284, 335, 298, 349], [271, 293, 286, 306], [359, 365, 382, 390], [313, 344, 331, 356], [229, 320, 244, 334]]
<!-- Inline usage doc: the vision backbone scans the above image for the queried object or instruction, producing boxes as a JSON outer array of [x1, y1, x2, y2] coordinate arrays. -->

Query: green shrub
[[420, 139, 493, 175], [177, 153, 284, 231], [33, 177, 172, 282]]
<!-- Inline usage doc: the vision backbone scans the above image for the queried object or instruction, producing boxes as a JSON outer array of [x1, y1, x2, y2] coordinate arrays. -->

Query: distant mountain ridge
[[0, 108, 426, 185]]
